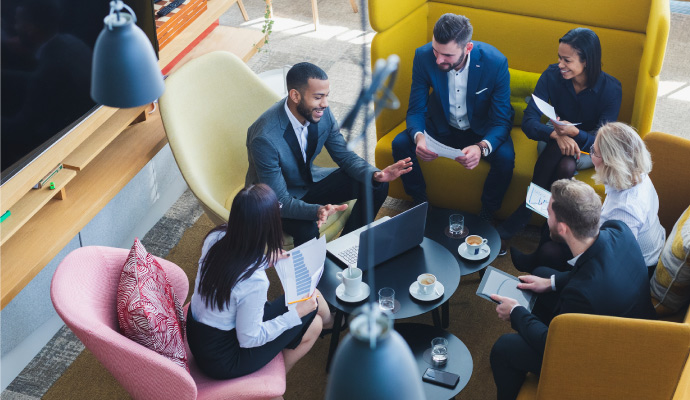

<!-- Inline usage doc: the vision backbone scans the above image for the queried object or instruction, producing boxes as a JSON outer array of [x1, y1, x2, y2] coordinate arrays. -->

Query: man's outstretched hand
[[316, 204, 349, 227], [374, 157, 413, 182]]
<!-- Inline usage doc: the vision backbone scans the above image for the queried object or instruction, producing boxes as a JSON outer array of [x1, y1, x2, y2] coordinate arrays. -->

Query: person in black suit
[[489, 179, 656, 400]]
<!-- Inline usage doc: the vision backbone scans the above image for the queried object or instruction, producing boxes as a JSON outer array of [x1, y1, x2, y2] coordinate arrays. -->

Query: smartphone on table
[[422, 368, 460, 389]]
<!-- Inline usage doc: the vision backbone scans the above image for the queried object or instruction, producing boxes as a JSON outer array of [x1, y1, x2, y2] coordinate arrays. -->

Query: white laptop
[[326, 202, 428, 270]]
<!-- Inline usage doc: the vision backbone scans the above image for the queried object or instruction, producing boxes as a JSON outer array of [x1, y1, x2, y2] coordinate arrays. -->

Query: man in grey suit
[[246, 62, 412, 246]]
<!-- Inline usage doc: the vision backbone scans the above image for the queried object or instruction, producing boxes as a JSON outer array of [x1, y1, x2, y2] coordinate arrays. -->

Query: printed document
[[531, 94, 581, 126], [525, 182, 551, 218], [424, 132, 465, 159], [274, 236, 326, 306]]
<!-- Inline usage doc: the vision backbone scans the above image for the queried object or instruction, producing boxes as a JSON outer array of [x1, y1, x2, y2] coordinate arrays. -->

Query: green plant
[[257, 0, 274, 51]]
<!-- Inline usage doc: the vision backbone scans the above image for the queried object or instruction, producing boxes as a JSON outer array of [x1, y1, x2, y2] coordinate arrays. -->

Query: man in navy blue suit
[[489, 179, 656, 400], [392, 14, 514, 220]]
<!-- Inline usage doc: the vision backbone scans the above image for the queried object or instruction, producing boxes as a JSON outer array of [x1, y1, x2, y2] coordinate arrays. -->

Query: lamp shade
[[91, 13, 164, 108], [325, 307, 426, 400]]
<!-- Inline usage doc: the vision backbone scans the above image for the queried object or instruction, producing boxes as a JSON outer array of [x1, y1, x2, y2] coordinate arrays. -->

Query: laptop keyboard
[[338, 245, 359, 265]]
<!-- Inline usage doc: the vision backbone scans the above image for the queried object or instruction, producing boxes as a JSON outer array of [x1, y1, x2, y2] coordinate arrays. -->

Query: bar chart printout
[[525, 182, 551, 218], [274, 236, 326, 305]]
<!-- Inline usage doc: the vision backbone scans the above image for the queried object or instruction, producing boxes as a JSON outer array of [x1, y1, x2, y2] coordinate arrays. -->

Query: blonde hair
[[551, 179, 602, 240], [593, 122, 652, 191]]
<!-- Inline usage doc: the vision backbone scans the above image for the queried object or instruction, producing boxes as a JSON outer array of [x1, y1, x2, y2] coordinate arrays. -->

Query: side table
[[425, 207, 500, 276], [395, 323, 473, 399], [318, 238, 461, 370]]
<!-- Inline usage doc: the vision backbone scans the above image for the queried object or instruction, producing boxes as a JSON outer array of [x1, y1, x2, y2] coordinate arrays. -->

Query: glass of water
[[378, 287, 395, 312], [431, 337, 448, 365], [449, 214, 464, 237]]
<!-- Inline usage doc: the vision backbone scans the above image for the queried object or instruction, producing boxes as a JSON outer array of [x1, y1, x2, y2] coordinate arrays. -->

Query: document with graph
[[525, 182, 551, 218], [476, 266, 536, 311], [274, 236, 326, 306]]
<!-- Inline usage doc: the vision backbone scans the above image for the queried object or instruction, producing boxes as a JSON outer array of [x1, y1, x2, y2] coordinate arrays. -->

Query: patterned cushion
[[651, 206, 690, 315], [116, 238, 188, 371]]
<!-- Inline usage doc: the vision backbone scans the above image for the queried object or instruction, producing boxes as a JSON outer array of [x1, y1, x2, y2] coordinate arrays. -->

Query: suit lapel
[[305, 123, 318, 165], [466, 46, 483, 120], [432, 65, 450, 121], [283, 124, 306, 169]]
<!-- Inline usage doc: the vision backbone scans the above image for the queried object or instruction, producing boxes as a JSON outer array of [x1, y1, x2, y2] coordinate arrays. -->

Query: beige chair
[[266, 0, 358, 30], [159, 51, 353, 249]]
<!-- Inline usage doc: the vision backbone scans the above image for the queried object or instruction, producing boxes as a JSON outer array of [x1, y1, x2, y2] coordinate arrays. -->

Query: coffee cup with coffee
[[336, 267, 362, 297], [417, 273, 437, 295], [465, 235, 488, 255]]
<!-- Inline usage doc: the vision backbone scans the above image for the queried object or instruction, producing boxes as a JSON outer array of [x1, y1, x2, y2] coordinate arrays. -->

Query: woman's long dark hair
[[197, 184, 283, 311], [559, 27, 602, 88]]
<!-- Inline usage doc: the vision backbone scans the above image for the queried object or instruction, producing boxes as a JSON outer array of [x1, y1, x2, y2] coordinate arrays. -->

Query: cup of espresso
[[465, 235, 488, 255], [417, 273, 437, 295], [336, 267, 362, 297]]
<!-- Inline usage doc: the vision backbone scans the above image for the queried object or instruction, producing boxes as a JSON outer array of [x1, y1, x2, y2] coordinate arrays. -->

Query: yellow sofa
[[516, 130, 690, 399], [368, 0, 670, 217]]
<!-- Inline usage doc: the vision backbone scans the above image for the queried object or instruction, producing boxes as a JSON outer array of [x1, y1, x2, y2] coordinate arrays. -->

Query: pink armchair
[[50, 246, 286, 400]]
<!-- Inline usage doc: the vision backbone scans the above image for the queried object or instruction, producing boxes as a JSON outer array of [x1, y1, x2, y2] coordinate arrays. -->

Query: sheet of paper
[[531, 94, 581, 126], [525, 182, 551, 218], [476, 266, 536, 311], [424, 132, 465, 159], [274, 236, 326, 306]]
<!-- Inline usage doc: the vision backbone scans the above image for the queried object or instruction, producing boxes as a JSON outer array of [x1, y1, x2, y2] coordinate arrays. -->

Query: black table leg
[[326, 309, 344, 373], [442, 301, 450, 329], [478, 268, 486, 279], [431, 308, 441, 328]]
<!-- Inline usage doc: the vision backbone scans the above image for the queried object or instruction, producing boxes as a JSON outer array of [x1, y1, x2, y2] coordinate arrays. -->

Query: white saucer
[[458, 242, 491, 261], [335, 282, 370, 303], [409, 281, 445, 301]]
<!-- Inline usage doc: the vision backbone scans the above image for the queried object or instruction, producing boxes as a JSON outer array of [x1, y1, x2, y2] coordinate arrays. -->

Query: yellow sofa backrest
[[369, 0, 670, 140]]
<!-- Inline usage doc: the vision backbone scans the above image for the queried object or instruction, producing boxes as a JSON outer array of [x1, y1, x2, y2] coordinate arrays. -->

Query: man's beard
[[550, 227, 565, 243], [297, 99, 324, 124], [438, 52, 467, 73]]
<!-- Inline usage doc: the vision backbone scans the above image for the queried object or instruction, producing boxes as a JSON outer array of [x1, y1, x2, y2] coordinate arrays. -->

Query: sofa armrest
[[535, 313, 690, 400]]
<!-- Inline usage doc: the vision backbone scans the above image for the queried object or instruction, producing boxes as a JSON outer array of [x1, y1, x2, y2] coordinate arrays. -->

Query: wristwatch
[[475, 141, 490, 157]]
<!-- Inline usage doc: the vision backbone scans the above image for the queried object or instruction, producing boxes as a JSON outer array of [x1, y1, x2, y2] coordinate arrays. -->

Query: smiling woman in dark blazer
[[498, 27, 622, 247]]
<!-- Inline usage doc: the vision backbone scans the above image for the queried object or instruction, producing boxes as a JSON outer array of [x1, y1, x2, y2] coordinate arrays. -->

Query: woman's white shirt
[[601, 174, 666, 266], [190, 230, 301, 348]]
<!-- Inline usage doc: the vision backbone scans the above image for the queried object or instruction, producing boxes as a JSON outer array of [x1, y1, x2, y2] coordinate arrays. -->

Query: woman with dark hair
[[498, 27, 622, 250], [186, 184, 332, 379]]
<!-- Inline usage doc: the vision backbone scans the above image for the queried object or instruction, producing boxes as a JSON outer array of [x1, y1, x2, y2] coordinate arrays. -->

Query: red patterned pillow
[[116, 238, 188, 371]]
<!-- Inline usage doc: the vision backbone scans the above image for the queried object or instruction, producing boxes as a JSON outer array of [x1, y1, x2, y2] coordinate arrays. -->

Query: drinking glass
[[431, 337, 448, 365], [378, 287, 395, 312], [449, 214, 464, 237]]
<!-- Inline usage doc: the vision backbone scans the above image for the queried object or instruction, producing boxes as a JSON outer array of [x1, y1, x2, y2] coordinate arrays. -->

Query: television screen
[[1, 0, 159, 185]]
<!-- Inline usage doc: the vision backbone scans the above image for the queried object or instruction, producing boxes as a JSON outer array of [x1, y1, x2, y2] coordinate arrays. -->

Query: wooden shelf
[[0, 169, 77, 246], [0, 111, 167, 308]]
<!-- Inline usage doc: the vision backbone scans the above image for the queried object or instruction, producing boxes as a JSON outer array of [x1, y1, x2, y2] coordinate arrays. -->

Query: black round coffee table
[[395, 323, 473, 399], [425, 207, 500, 276], [319, 237, 461, 370]]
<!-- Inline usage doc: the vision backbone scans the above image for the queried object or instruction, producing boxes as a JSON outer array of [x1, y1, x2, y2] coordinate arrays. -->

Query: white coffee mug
[[465, 235, 488, 255], [417, 273, 437, 295], [336, 267, 362, 297]]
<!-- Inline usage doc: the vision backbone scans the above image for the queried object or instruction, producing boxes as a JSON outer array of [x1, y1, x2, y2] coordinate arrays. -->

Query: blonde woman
[[512, 122, 665, 276]]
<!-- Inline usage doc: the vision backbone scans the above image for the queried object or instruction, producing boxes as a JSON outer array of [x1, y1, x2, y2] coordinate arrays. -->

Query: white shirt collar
[[284, 99, 310, 132], [567, 252, 583, 267]]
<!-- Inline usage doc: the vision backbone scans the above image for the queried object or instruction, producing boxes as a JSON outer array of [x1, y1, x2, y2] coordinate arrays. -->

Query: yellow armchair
[[368, 0, 670, 216], [516, 313, 690, 400], [159, 51, 353, 249]]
